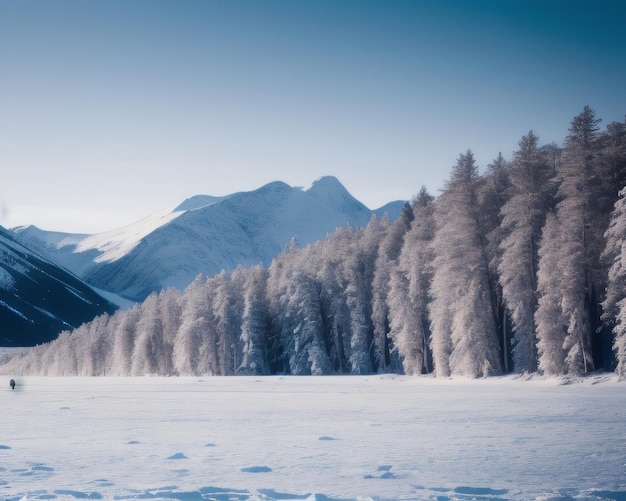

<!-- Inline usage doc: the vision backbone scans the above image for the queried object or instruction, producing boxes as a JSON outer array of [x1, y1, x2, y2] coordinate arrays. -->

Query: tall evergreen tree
[[213, 270, 244, 375], [371, 209, 412, 372], [536, 107, 604, 374], [131, 293, 166, 375], [602, 187, 626, 376], [388, 188, 434, 374], [174, 275, 217, 375], [498, 131, 556, 372], [344, 217, 385, 374], [110, 304, 141, 376], [535, 212, 569, 374], [315, 227, 354, 373], [429, 151, 502, 377], [239, 265, 270, 375]]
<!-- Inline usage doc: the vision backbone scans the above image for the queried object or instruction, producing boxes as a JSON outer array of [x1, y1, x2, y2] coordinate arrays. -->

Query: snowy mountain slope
[[11, 177, 406, 302], [0, 227, 117, 347]]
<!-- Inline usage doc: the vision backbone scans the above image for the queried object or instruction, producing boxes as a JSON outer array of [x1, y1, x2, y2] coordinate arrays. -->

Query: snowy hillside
[[12, 177, 406, 301], [0, 227, 117, 346]]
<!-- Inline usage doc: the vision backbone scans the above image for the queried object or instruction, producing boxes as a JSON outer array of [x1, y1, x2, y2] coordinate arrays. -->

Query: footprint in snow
[[241, 466, 272, 473], [364, 465, 396, 479]]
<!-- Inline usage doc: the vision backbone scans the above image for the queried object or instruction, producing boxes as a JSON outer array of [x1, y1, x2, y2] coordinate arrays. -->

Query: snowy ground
[[0, 374, 624, 501]]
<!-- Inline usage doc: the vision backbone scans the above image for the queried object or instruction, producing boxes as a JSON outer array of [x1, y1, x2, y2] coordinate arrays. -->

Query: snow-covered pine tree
[[535, 212, 568, 375], [345, 216, 385, 374], [388, 187, 434, 374], [174, 275, 215, 375], [481, 152, 512, 372], [602, 187, 626, 376], [43, 329, 79, 376], [315, 227, 354, 373], [429, 150, 501, 377], [110, 304, 141, 376], [239, 265, 270, 375], [82, 313, 113, 376], [535, 107, 605, 374], [498, 131, 556, 372], [371, 208, 412, 372], [131, 292, 166, 375], [212, 270, 244, 375]]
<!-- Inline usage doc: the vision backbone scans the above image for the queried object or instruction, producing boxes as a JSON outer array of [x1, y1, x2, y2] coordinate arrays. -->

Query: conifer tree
[[131, 293, 166, 375], [174, 275, 217, 375], [535, 212, 568, 374], [371, 209, 411, 372], [239, 265, 270, 375], [536, 107, 604, 374], [499, 131, 556, 372], [110, 304, 141, 376], [213, 270, 244, 375], [429, 151, 501, 377], [602, 187, 626, 376], [345, 217, 385, 374], [388, 188, 434, 374]]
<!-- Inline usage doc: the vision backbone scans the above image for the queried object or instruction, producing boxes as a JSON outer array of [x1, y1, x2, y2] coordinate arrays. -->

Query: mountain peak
[[304, 176, 346, 195], [304, 176, 368, 212]]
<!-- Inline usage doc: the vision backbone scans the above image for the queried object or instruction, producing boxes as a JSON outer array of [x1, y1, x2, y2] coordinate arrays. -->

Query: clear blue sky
[[1, 0, 625, 233]]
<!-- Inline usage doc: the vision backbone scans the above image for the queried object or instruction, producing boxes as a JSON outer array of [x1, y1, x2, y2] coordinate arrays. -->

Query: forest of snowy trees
[[7, 107, 626, 378]]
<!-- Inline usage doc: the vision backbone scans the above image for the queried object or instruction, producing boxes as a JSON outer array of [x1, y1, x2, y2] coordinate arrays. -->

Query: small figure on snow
[[10, 379, 15, 390]]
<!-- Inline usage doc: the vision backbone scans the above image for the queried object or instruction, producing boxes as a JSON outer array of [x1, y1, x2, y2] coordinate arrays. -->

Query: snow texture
[[0, 375, 624, 501]]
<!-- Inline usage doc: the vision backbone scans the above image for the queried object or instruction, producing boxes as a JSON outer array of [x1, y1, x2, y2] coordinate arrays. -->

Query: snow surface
[[0, 375, 624, 501], [75, 207, 185, 264]]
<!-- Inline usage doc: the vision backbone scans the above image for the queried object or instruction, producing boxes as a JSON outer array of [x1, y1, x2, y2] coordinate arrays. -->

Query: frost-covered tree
[[212, 270, 244, 375], [371, 209, 411, 372], [110, 304, 141, 376], [344, 217, 385, 374], [535, 212, 568, 374], [388, 188, 434, 374], [82, 313, 113, 376], [131, 293, 167, 375], [268, 245, 332, 375], [482, 153, 513, 372], [173, 275, 217, 375], [239, 265, 270, 375], [602, 187, 626, 376], [498, 131, 556, 372], [429, 150, 501, 377], [43, 330, 79, 376], [290, 270, 332, 375], [535, 107, 605, 374], [315, 228, 354, 373]]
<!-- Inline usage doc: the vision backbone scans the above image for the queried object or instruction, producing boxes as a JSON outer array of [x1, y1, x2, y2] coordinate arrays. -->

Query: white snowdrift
[[0, 375, 624, 501]]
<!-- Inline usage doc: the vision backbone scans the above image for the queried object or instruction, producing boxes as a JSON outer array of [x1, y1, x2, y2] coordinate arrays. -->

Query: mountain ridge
[[11, 177, 406, 302]]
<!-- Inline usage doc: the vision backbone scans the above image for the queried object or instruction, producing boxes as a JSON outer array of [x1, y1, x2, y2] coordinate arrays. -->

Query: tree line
[[7, 106, 626, 378]]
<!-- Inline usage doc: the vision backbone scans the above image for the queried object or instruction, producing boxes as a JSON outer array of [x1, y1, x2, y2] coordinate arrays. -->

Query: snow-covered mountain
[[12, 177, 406, 302], [0, 227, 117, 346]]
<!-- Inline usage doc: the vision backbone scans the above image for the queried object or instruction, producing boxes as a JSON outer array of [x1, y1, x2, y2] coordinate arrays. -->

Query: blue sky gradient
[[1, 0, 625, 232]]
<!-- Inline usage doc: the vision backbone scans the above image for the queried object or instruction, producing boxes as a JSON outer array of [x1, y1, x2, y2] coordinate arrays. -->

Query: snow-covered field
[[0, 375, 624, 501]]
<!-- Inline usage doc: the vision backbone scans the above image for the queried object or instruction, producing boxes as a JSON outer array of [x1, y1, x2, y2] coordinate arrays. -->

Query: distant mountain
[[12, 177, 406, 302], [0, 227, 118, 347]]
